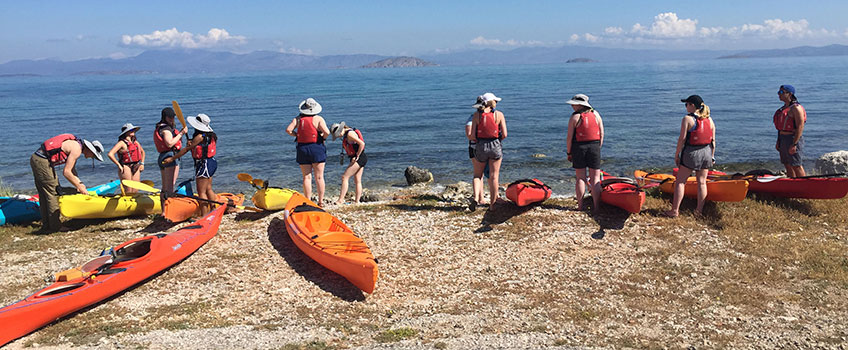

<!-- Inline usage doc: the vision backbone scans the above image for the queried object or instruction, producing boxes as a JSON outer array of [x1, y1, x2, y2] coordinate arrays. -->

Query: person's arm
[[165, 134, 201, 163], [137, 141, 146, 171], [161, 127, 185, 148], [566, 113, 577, 161], [465, 115, 474, 141], [498, 111, 508, 140], [675, 117, 690, 166], [790, 106, 805, 154], [285, 118, 298, 137], [317, 117, 331, 139], [107, 141, 125, 171], [595, 111, 604, 148], [348, 132, 365, 159], [710, 118, 716, 159], [61, 142, 87, 194], [470, 114, 479, 142]]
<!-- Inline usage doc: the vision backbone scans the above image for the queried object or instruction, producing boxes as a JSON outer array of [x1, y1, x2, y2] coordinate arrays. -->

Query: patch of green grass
[[0, 177, 15, 197], [374, 327, 418, 343]]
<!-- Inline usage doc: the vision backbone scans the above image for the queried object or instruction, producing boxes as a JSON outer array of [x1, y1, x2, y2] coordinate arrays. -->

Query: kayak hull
[[163, 193, 245, 223], [59, 194, 161, 219], [252, 187, 296, 210], [283, 193, 378, 293], [0, 196, 40, 226], [0, 205, 225, 346], [748, 176, 848, 199], [601, 182, 645, 214], [505, 179, 552, 206], [635, 170, 749, 202]]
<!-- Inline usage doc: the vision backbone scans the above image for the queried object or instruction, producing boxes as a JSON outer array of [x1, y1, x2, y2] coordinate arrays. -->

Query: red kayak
[[600, 176, 645, 214], [505, 178, 552, 206], [0, 205, 226, 346], [747, 176, 848, 199]]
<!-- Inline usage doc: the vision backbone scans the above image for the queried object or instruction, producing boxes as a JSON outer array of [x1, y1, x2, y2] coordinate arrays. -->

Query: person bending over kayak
[[330, 121, 367, 205], [470, 92, 507, 205], [286, 98, 331, 205], [154, 107, 187, 194], [163, 114, 217, 215], [667, 95, 716, 218], [565, 94, 604, 212], [774, 84, 807, 178], [30, 134, 103, 232], [466, 95, 489, 208], [107, 123, 145, 194]]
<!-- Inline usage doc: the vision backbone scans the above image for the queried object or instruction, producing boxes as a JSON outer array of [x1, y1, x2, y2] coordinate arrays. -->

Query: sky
[[2, 0, 848, 63]]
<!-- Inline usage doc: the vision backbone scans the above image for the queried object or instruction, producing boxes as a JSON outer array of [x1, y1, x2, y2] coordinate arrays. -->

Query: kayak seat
[[293, 204, 325, 213], [36, 282, 86, 297], [112, 239, 153, 264]]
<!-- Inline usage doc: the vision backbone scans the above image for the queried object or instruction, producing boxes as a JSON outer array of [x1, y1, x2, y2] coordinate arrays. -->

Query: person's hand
[[775, 142, 780, 151], [567, 154, 573, 162], [180, 126, 188, 135], [76, 183, 88, 194], [118, 164, 125, 173], [139, 163, 145, 172], [674, 154, 680, 166], [162, 157, 174, 165], [789, 145, 797, 155]]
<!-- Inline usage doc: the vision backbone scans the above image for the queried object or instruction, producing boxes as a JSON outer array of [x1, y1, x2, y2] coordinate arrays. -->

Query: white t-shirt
[[466, 114, 475, 145]]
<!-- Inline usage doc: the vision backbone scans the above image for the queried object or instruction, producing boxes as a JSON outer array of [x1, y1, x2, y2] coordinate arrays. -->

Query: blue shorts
[[158, 151, 181, 169], [194, 157, 217, 178], [296, 143, 327, 165]]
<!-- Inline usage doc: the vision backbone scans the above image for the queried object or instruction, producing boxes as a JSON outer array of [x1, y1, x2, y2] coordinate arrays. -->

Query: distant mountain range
[[362, 56, 437, 68], [2, 44, 847, 76]]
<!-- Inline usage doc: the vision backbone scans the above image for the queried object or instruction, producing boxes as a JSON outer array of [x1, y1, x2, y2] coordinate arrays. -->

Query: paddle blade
[[141, 180, 155, 187], [253, 179, 266, 188], [122, 180, 160, 193], [172, 100, 187, 130], [237, 173, 253, 182]]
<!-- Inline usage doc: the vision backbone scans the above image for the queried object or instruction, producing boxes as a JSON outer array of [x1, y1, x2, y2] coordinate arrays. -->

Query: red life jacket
[[191, 133, 217, 159], [41, 134, 80, 167], [296, 116, 319, 143], [686, 115, 714, 146], [153, 123, 182, 153], [476, 111, 499, 139], [574, 110, 601, 142], [342, 128, 364, 156], [119, 139, 142, 164], [773, 102, 806, 132]]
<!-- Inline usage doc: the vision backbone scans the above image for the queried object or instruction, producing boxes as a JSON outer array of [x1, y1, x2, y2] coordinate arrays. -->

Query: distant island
[[361, 56, 437, 68], [566, 58, 596, 63]]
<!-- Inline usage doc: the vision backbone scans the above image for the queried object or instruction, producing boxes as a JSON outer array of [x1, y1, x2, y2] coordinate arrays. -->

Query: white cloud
[[605, 27, 624, 35], [470, 36, 547, 47], [120, 28, 246, 49], [108, 52, 128, 59]]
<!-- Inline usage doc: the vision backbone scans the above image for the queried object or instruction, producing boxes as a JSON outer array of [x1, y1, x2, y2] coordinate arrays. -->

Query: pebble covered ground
[[1, 183, 847, 349]]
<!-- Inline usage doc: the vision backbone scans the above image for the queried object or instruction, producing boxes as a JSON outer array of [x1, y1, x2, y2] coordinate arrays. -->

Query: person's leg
[[783, 163, 796, 177], [31, 155, 60, 231], [489, 158, 502, 203], [472, 159, 487, 204], [336, 161, 358, 205], [575, 168, 588, 210], [354, 166, 364, 203], [300, 164, 313, 200], [588, 168, 602, 211], [196, 177, 212, 215], [120, 165, 136, 194], [667, 165, 692, 217], [471, 159, 483, 203], [694, 169, 708, 215], [791, 165, 806, 177], [313, 162, 326, 205], [161, 165, 178, 193]]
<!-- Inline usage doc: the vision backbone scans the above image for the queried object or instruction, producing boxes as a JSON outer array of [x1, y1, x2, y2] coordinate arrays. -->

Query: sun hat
[[82, 139, 104, 162], [779, 84, 795, 95], [330, 121, 347, 141], [565, 94, 592, 108], [680, 95, 704, 106], [188, 113, 213, 132], [481, 92, 502, 103], [119, 123, 141, 138], [472, 95, 484, 109], [298, 98, 323, 116]]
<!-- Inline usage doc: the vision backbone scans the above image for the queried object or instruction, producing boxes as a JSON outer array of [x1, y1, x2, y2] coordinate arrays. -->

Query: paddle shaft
[[122, 180, 260, 212]]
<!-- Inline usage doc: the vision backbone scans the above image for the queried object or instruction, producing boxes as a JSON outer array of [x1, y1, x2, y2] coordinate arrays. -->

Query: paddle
[[171, 100, 187, 131], [121, 180, 262, 212], [237, 173, 268, 189], [753, 172, 846, 183]]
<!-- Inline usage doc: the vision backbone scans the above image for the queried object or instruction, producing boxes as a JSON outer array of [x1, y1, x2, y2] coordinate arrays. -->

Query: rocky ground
[[1, 182, 847, 349]]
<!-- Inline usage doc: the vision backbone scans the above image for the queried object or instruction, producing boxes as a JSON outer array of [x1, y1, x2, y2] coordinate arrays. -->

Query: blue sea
[[1, 56, 847, 196]]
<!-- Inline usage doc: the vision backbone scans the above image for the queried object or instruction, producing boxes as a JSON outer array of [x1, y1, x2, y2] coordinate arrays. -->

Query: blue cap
[[779, 85, 795, 94]]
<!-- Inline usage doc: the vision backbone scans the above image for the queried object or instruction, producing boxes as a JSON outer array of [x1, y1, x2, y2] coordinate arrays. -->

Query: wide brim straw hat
[[82, 139, 104, 162], [298, 98, 323, 116], [565, 94, 592, 108], [330, 121, 347, 141], [188, 113, 213, 132], [119, 123, 141, 138]]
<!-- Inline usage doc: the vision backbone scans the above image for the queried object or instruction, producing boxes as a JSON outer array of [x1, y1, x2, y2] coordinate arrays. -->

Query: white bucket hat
[[82, 139, 104, 162], [119, 123, 141, 138], [188, 113, 213, 132], [298, 98, 322, 116], [565, 94, 592, 108], [481, 92, 502, 103], [330, 121, 347, 141]]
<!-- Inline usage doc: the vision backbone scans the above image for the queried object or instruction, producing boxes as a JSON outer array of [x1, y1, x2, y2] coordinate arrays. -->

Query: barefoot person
[[30, 134, 103, 232], [163, 114, 218, 215], [470, 92, 507, 205], [107, 123, 145, 194], [565, 94, 604, 211], [331, 122, 367, 204], [667, 95, 715, 217], [466, 96, 489, 208], [774, 84, 807, 177], [286, 98, 331, 205], [154, 107, 187, 193]]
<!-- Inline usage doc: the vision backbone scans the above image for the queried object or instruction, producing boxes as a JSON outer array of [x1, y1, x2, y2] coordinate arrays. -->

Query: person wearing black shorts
[[565, 94, 604, 211], [330, 121, 368, 205]]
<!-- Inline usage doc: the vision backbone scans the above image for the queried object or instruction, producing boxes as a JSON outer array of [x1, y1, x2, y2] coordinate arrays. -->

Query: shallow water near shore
[[1, 56, 846, 195]]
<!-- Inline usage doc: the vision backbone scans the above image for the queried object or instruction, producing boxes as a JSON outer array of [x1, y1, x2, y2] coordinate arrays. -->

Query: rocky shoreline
[[1, 182, 847, 349]]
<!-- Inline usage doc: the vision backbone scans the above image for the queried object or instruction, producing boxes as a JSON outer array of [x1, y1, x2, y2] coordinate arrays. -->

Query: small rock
[[404, 166, 433, 185], [360, 189, 382, 202]]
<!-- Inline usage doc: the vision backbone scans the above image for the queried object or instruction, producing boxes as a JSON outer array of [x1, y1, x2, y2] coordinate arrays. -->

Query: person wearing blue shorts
[[286, 98, 331, 205]]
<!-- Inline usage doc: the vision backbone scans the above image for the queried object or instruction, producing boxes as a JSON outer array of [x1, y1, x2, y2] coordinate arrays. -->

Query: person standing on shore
[[162, 114, 218, 215], [466, 96, 489, 207], [154, 107, 187, 194], [286, 98, 331, 205], [30, 134, 103, 232], [774, 85, 807, 177], [107, 123, 145, 194], [666, 95, 715, 217], [330, 122, 367, 205], [565, 94, 604, 211], [470, 92, 507, 205]]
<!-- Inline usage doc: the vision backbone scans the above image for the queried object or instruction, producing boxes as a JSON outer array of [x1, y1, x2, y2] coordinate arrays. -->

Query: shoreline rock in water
[[816, 150, 848, 174], [404, 166, 433, 185]]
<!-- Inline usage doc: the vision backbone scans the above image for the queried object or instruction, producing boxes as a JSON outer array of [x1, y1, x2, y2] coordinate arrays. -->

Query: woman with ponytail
[[666, 95, 715, 217]]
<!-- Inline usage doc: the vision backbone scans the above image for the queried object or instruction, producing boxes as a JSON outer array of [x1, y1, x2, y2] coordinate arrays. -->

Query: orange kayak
[[505, 178, 552, 206], [163, 193, 244, 223], [600, 176, 645, 213], [634, 170, 748, 202], [0, 204, 226, 346], [283, 192, 378, 293]]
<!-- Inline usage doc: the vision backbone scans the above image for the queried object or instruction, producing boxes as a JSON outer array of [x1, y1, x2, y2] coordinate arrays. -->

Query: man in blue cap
[[773, 84, 807, 177]]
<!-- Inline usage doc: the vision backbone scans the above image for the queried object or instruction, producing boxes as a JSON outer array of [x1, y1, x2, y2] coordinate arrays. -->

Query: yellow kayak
[[59, 194, 161, 219], [251, 187, 297, 210]]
